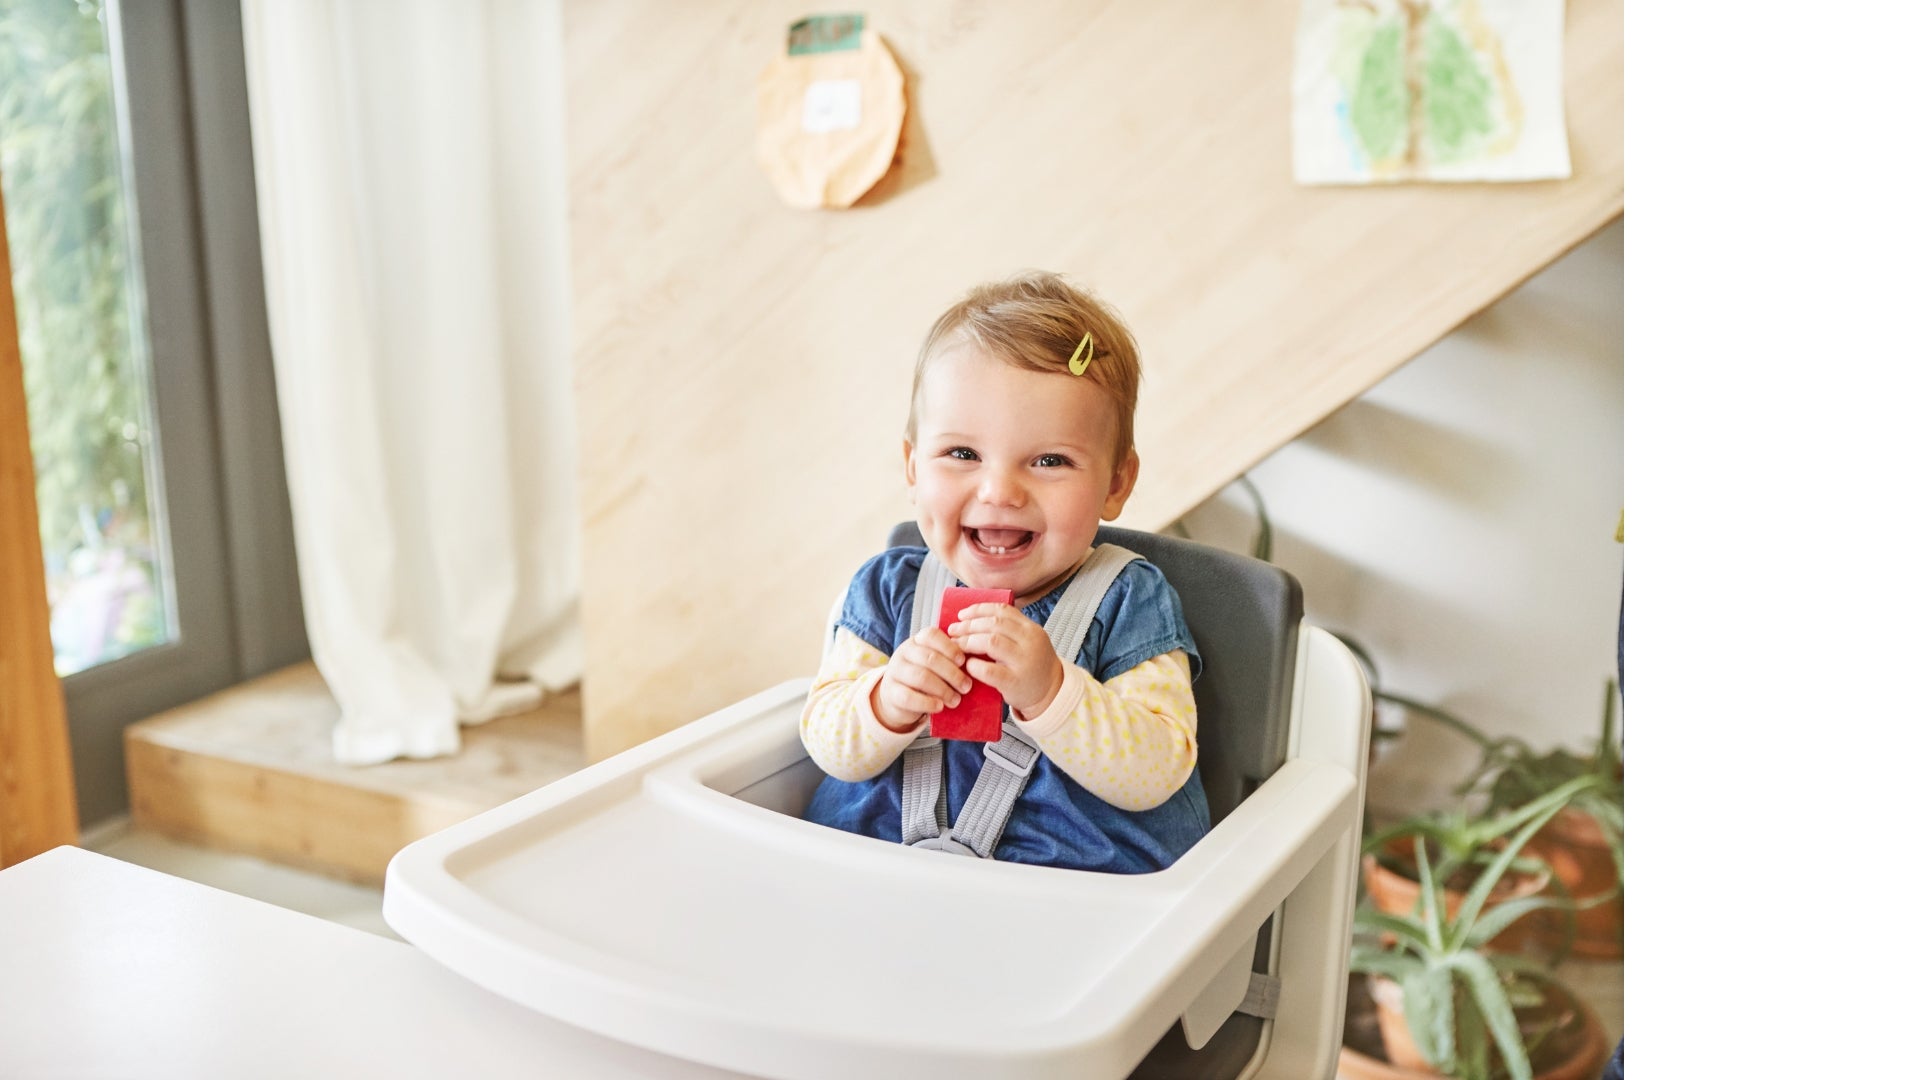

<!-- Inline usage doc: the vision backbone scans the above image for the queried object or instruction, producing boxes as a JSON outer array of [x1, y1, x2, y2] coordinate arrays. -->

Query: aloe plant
[[1364, 774, 1599, 892], [1479, 684, 1621, 879], [1429, 682, 1624, 890], [1351, 784, 1590, 1080]]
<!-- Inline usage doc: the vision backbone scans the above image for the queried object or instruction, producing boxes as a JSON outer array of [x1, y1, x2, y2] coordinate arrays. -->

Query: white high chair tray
[[385, 678, 1357, 1080]]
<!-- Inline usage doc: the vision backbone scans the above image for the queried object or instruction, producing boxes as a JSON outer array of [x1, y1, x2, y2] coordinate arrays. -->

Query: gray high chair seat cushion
[[884, 523, 1304, 824], [886, 524, 1305, 1076]]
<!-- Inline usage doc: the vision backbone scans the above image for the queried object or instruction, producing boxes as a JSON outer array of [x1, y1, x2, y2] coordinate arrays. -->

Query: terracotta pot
[[1345, 976, 1610, 1080], [1535, 808, 1623, 959], [1361, 838, 1549, 953]]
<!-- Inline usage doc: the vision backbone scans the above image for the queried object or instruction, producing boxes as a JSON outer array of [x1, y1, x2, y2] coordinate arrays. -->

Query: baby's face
[[905, 342, 1138, 606]]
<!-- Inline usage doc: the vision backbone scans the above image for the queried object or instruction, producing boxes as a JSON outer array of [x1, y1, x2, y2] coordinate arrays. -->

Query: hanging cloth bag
[[755, 14, 906, 209]]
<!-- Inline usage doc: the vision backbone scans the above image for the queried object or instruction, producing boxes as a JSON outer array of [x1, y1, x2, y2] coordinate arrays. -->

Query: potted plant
[[1435, 683, 1624, 958], [1343, 789, 1609, 1080], [1362, 775, 1600, 955]]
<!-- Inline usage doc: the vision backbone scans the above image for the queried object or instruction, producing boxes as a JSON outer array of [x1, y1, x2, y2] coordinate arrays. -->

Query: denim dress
[[802, 546, 1210, 874]]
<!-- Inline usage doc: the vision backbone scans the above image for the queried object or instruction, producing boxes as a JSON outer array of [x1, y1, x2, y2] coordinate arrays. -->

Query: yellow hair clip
[[1068, 332, 1094, 376]]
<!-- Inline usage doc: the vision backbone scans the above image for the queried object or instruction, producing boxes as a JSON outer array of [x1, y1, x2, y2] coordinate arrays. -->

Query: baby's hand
[[947, 604, 1064, 721], [872, 626, 973, 733]]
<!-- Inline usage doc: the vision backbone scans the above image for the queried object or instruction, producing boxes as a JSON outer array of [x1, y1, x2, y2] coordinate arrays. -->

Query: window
[[0, 0, 304, 824], [2, 0, 168, 676]]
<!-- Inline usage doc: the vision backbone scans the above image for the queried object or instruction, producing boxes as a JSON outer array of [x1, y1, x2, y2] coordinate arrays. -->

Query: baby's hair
[[908, 270, 1142, 461]]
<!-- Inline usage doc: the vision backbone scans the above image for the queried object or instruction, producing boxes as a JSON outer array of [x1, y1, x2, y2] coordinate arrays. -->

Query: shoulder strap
[[1044, 544, 1140, 665], [944, 544, 1141, 859], [899, 554, 958, 847], [908, 553, 957, 638]]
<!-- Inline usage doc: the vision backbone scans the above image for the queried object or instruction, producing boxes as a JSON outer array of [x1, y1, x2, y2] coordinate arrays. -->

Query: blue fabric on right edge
[[1605, 584, 1624, 1079]]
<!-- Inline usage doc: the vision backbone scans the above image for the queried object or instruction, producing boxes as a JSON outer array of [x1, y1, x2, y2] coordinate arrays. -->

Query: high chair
[[384, 525, 1372, 1079]]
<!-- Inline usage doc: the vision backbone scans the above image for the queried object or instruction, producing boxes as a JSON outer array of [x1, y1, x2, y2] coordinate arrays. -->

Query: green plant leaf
[[1402, 966, 1457, 1073], [1463, 895, 1564, 950], [1234, 477, 1272, 563], [1584, 797, 1627, 885], [1361, 819, 1429, 854], [1457, 996, 1492, 1080], [1367, 810, 1498, 884], [1487, 952, 1575, 999], [1597, 679, 1620, 773], [1506, 978, 1546, 1010], [1447, 788, 1575, 952], [1349, 944, 1423, 982], [1452, 951, 1531, 1080], [1503, 852, 1553, 879], [1375, 690, 1500, 752], [1414, 839, 1446, 946], [1353, 907, 1434, 949], [1474, 774, 1600, 846]]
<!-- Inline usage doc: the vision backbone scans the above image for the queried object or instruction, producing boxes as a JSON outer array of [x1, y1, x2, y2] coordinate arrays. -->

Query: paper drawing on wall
[[1292, 0, 1569, 184], [756, 14, 907, 209]]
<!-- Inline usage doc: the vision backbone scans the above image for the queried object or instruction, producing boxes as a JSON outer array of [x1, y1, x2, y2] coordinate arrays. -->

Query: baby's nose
[[976, 467, 1027, 506]]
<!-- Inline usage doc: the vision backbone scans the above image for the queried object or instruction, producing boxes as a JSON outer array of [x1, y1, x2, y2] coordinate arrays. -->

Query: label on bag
[[801, 79, 862, 133], [787, 14, 865, 56]]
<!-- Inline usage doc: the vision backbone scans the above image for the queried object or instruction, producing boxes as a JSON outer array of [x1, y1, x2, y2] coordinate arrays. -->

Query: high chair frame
[[385, 526, 1371, 1079]]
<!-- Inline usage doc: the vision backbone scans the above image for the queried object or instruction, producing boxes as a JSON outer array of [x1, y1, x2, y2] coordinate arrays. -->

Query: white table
[[0, 847, 751, 1079]]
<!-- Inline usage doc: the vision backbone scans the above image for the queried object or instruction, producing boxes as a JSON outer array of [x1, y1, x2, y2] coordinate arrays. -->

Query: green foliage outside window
[[1, 0, 165, 672]]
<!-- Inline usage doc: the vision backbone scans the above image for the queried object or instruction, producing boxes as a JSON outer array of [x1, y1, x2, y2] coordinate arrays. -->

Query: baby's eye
[[1034, 453, 1072, 468], [943, 447, 979, 461]]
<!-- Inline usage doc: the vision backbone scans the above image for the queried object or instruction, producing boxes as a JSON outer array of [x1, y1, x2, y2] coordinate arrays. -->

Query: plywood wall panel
[[566, 0, 1622, 757]]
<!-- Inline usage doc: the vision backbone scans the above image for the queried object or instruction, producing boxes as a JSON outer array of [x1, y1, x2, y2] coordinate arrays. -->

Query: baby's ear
[[1102, 449, 1140, 520], [902, 439, 918, 490]]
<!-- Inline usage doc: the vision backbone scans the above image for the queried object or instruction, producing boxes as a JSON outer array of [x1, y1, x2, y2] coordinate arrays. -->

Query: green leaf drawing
[[1351, 18, 1408, 166], [1336, 1, 1517, 179], [1422, 14, 1497, 163]]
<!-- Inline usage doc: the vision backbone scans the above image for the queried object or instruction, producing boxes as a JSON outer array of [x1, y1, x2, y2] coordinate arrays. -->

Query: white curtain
[[241, 0, 581, 764]]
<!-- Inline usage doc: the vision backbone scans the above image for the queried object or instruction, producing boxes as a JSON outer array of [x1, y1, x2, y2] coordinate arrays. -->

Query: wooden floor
[[124, 663, 583, 885]]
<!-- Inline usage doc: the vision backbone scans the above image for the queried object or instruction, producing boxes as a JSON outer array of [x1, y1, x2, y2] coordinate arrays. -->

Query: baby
[[800, 271, 1208, 873]]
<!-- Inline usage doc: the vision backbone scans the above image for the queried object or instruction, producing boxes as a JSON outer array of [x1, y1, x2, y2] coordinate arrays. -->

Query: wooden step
[[125, 663, 582, 886]]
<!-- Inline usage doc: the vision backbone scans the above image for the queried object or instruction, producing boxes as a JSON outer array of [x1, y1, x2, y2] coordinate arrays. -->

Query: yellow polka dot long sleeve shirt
[[800, 627, 1200, 812]]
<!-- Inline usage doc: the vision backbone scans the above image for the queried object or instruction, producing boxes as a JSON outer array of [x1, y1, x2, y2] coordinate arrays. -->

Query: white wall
[[1170, 219, 1624, 817]]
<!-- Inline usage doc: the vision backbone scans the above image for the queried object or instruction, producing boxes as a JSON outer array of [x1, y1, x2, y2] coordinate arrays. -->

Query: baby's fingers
[[949, 616, 1042, 661], [962, 655, 1017, 693], [884, 682, 955, 717], [948, 624, 1009, 659], [883, 664, 962, 713], [910, 626, 969, 668], [902, 633, 972, 695], [951, 603, 1030, 639]]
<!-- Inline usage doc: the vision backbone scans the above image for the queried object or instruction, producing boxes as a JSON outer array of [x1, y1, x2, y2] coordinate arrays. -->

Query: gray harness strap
[[900, 544, 1140, 858], [898, 557, 959, 848]]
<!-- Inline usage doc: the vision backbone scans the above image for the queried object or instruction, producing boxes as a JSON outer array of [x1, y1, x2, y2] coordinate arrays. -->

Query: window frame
[[58, 0, 305, 825]]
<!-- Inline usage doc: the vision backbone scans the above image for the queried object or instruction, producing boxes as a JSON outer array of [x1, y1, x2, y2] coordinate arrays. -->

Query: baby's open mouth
[[966, 527, 1035, 556]]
